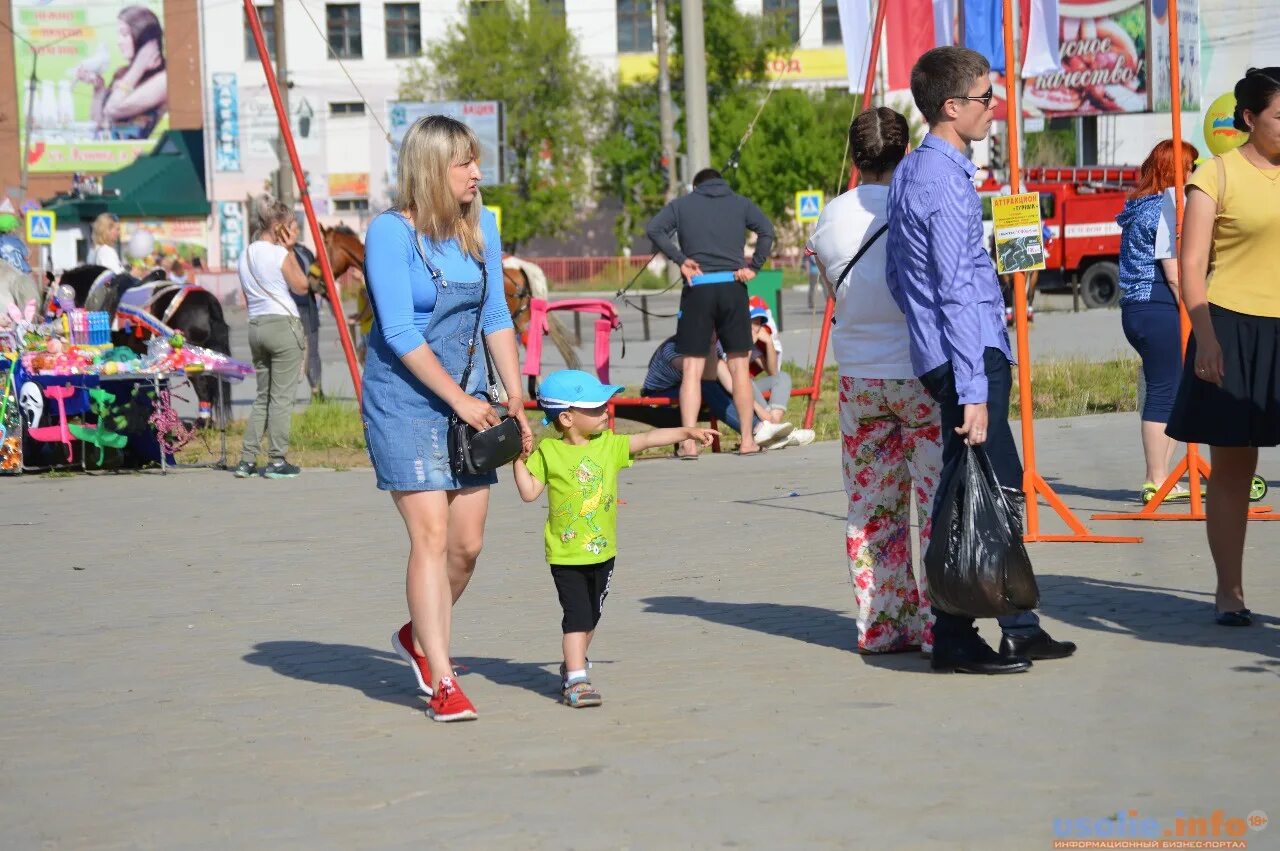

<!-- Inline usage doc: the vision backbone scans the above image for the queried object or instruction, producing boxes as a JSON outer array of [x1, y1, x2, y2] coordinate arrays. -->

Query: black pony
[[53, 265, 234, 426]]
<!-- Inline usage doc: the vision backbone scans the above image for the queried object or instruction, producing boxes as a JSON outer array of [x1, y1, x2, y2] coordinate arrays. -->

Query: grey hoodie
[[644, 178, 775, 273]]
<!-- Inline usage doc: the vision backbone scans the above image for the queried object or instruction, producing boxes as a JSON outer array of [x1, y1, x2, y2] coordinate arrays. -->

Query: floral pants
[[840, 377, 943, 653]]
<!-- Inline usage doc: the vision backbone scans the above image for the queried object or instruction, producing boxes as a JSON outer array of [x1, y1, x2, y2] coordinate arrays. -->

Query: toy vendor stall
[[1, 295, 251, 475]]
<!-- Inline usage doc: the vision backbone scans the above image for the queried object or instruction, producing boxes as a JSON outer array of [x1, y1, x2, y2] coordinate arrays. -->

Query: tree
[[400, 2, 603, 251], [596, 0, 786, 249]]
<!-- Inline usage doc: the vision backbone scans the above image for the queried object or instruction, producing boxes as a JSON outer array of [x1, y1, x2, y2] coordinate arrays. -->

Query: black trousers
[[918, 348, 1030, 645]]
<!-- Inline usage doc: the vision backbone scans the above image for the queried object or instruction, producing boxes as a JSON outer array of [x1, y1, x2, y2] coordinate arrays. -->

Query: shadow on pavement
[[243, 641, 424, 709], [641, 595, 861, 653], [1042, 476, 1137, 505], [1037, 574, 1280, 670], [452, 656, 564, 703]]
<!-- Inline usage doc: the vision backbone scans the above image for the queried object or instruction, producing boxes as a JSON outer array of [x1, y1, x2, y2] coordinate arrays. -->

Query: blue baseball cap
[[749, 305, 769, 321], [537, 369, 623, 415]]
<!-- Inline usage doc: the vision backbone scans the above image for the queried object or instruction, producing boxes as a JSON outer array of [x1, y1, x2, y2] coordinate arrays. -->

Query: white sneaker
[[754, 421, 794, 448], [785, 428, 816, 447]]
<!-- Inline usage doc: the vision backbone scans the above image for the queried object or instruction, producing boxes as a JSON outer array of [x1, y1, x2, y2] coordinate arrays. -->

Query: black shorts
[[675, 281, 752, 355], [550, 558, 615, 634]]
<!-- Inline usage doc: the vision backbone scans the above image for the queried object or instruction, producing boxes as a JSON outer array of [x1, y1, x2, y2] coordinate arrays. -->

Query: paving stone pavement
[[2, 413, 1277, 850]]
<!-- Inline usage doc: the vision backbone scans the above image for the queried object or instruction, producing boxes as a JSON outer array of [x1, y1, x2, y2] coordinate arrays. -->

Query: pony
[[53, 264, 233, 426], [310, 225, 580, 373]]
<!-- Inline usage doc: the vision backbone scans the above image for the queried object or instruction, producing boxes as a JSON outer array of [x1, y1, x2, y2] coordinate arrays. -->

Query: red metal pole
[[846, 0, 890, 190], [1164, 0, 1206, 513], [244, 0, 363, 405], [804, 0, 887, 429]]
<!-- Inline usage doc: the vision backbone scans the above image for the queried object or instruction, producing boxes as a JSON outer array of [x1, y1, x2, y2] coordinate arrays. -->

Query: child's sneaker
[[562, 678, 602, 708], [427, 677, 478, 722], [392, 622, 433, 696]]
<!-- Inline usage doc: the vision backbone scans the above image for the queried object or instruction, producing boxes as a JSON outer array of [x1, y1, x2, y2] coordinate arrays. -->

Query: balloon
[[1203, 92, 1249, 156], [126, 229, 155, 259], [55, 284, 76, 314]]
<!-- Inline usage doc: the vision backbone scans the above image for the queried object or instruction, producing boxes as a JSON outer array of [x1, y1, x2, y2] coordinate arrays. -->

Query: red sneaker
[[427, 677, 477, 722], [392, 622, 432, 696]]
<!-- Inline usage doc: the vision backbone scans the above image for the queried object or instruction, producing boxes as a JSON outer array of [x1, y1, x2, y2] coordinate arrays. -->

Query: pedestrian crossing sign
[[26, 210, 55, 244], [795, 190, 823, 224]]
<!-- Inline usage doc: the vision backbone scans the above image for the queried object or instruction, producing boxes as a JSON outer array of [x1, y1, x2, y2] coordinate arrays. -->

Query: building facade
[[202, 0, 852, 268]]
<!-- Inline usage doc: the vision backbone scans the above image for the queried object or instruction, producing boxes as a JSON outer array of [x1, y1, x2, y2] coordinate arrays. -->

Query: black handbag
[[445, 265, 523, 477]]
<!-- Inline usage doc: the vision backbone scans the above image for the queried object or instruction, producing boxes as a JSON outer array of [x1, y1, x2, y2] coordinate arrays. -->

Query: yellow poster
[[991, 192, 1046, 274]]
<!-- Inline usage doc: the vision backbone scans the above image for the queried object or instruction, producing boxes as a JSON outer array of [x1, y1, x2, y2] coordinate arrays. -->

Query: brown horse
[[310, 225, 579, 370]]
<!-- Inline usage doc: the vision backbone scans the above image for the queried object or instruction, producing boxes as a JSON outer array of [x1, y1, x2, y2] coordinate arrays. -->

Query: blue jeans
[[642, 381, 760, 435], [919, 348, 1041, 641]]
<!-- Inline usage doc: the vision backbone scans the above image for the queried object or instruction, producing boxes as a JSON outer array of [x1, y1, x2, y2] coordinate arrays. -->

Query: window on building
[[330, 101, 366, 116], [822, 0, 841, 45], [616, 0, 653, 53], [244, 5, 276, 62], [763, 0, 799, 43], [334, 198, 370, 213], [385, 3, 422, 58], [326, 4, 363, 58], [537, 0, 566, 21]]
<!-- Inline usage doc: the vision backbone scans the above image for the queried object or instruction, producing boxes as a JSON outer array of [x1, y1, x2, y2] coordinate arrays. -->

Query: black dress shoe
[[931, 640, 1031, 674], [1000, 629, 1077, 661]]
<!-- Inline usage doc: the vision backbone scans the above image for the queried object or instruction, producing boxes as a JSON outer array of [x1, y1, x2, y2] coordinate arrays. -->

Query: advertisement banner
[[996, 0, 1149, 119], [329, 172, 370, 197], [992, 192, 1047, 274], [12, 0, 170, 173], [1147, 0, 1200, 112], [387, 101, 503, 185], [212, 73, 240, 172], [123, 219, 209, 267], [218, 202, 246, 270]]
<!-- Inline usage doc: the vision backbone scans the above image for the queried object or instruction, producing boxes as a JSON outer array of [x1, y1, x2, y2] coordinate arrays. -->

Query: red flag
[[886, 0, 938, 91]]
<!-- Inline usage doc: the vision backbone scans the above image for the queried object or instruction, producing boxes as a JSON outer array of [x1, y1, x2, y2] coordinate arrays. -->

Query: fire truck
[[979, 166, 1139, 309]]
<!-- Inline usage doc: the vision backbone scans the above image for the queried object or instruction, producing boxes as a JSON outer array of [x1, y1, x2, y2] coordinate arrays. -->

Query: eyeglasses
[[952, 87, 995, 109]]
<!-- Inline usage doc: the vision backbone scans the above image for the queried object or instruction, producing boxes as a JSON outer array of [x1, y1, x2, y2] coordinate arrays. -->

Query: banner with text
[[12, 0, 170, 173]]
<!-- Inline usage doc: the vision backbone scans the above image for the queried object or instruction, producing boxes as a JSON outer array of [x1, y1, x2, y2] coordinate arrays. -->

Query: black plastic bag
[[924, 443, 1040, 618]]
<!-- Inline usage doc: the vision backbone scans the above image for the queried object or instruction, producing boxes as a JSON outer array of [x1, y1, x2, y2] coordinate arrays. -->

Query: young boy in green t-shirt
[[514, 369, 716, 708]]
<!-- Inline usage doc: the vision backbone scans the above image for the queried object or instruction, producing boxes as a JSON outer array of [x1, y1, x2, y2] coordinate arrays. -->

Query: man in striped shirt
[[886, 46, 1076, 674]]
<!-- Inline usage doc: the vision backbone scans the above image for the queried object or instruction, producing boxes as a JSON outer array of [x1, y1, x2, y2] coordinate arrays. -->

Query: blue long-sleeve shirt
[[364, 208, 512, 358], [886, 133, 1012, 404]]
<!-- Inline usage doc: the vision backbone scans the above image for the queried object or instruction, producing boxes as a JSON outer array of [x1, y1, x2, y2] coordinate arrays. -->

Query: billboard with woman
[[12, 0, 168, 173]]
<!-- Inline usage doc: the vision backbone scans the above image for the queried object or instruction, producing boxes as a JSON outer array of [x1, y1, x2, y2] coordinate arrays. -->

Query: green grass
[[177, 358, 1140, 469]]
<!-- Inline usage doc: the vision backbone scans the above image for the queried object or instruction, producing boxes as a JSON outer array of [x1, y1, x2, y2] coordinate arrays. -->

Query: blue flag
[[963, 0, 1005, 74]]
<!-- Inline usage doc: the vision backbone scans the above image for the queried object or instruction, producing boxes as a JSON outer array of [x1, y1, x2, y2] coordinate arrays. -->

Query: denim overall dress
[[362, 216, 496, 491]]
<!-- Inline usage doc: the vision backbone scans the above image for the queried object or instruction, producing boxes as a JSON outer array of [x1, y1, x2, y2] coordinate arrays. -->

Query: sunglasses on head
[[953, 87, 995, 108]]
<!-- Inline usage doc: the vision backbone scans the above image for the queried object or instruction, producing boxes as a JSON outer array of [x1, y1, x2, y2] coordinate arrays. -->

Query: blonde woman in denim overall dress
[[364, 116, 532, 721]]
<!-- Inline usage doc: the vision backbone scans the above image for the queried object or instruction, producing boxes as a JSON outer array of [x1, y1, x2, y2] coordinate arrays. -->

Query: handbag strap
[[397, 213, 496, 403], [834, 224, 888, 291]]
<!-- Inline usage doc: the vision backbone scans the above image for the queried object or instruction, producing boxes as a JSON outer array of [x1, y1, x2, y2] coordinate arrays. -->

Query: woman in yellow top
[[1167, 67, 1280, 627]]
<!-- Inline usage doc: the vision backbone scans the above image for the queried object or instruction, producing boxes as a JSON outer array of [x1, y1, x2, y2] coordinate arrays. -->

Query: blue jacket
[[1116, 194, 1173, 306]]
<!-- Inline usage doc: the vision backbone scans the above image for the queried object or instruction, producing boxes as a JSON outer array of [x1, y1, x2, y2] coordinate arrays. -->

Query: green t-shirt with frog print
[[524, 430, 633, 565]]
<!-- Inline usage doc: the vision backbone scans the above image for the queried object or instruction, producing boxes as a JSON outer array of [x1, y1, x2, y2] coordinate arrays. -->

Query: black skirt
[[1166, 304, 1280, 447]]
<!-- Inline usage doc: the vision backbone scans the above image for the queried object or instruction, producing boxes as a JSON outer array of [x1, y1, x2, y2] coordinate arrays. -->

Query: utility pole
[[680, 0, 711, 176], [655, 0, 678, 201], [273, 0, 294, 206]]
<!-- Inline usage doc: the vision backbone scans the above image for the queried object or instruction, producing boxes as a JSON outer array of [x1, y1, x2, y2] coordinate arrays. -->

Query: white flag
[[837, 0, 872, 94], [1022, 0, 1061, 78], [933, 0, 956, 47]]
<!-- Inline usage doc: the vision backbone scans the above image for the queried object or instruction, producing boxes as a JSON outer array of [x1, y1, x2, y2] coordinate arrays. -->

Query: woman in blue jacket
[[364, 115, 532, 722], [1117, 139, 1197, 502]]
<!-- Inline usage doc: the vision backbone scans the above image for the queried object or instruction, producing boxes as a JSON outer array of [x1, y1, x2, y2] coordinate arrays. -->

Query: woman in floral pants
[[839, 380, 941, 651], [808, 108, 943, 654]]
